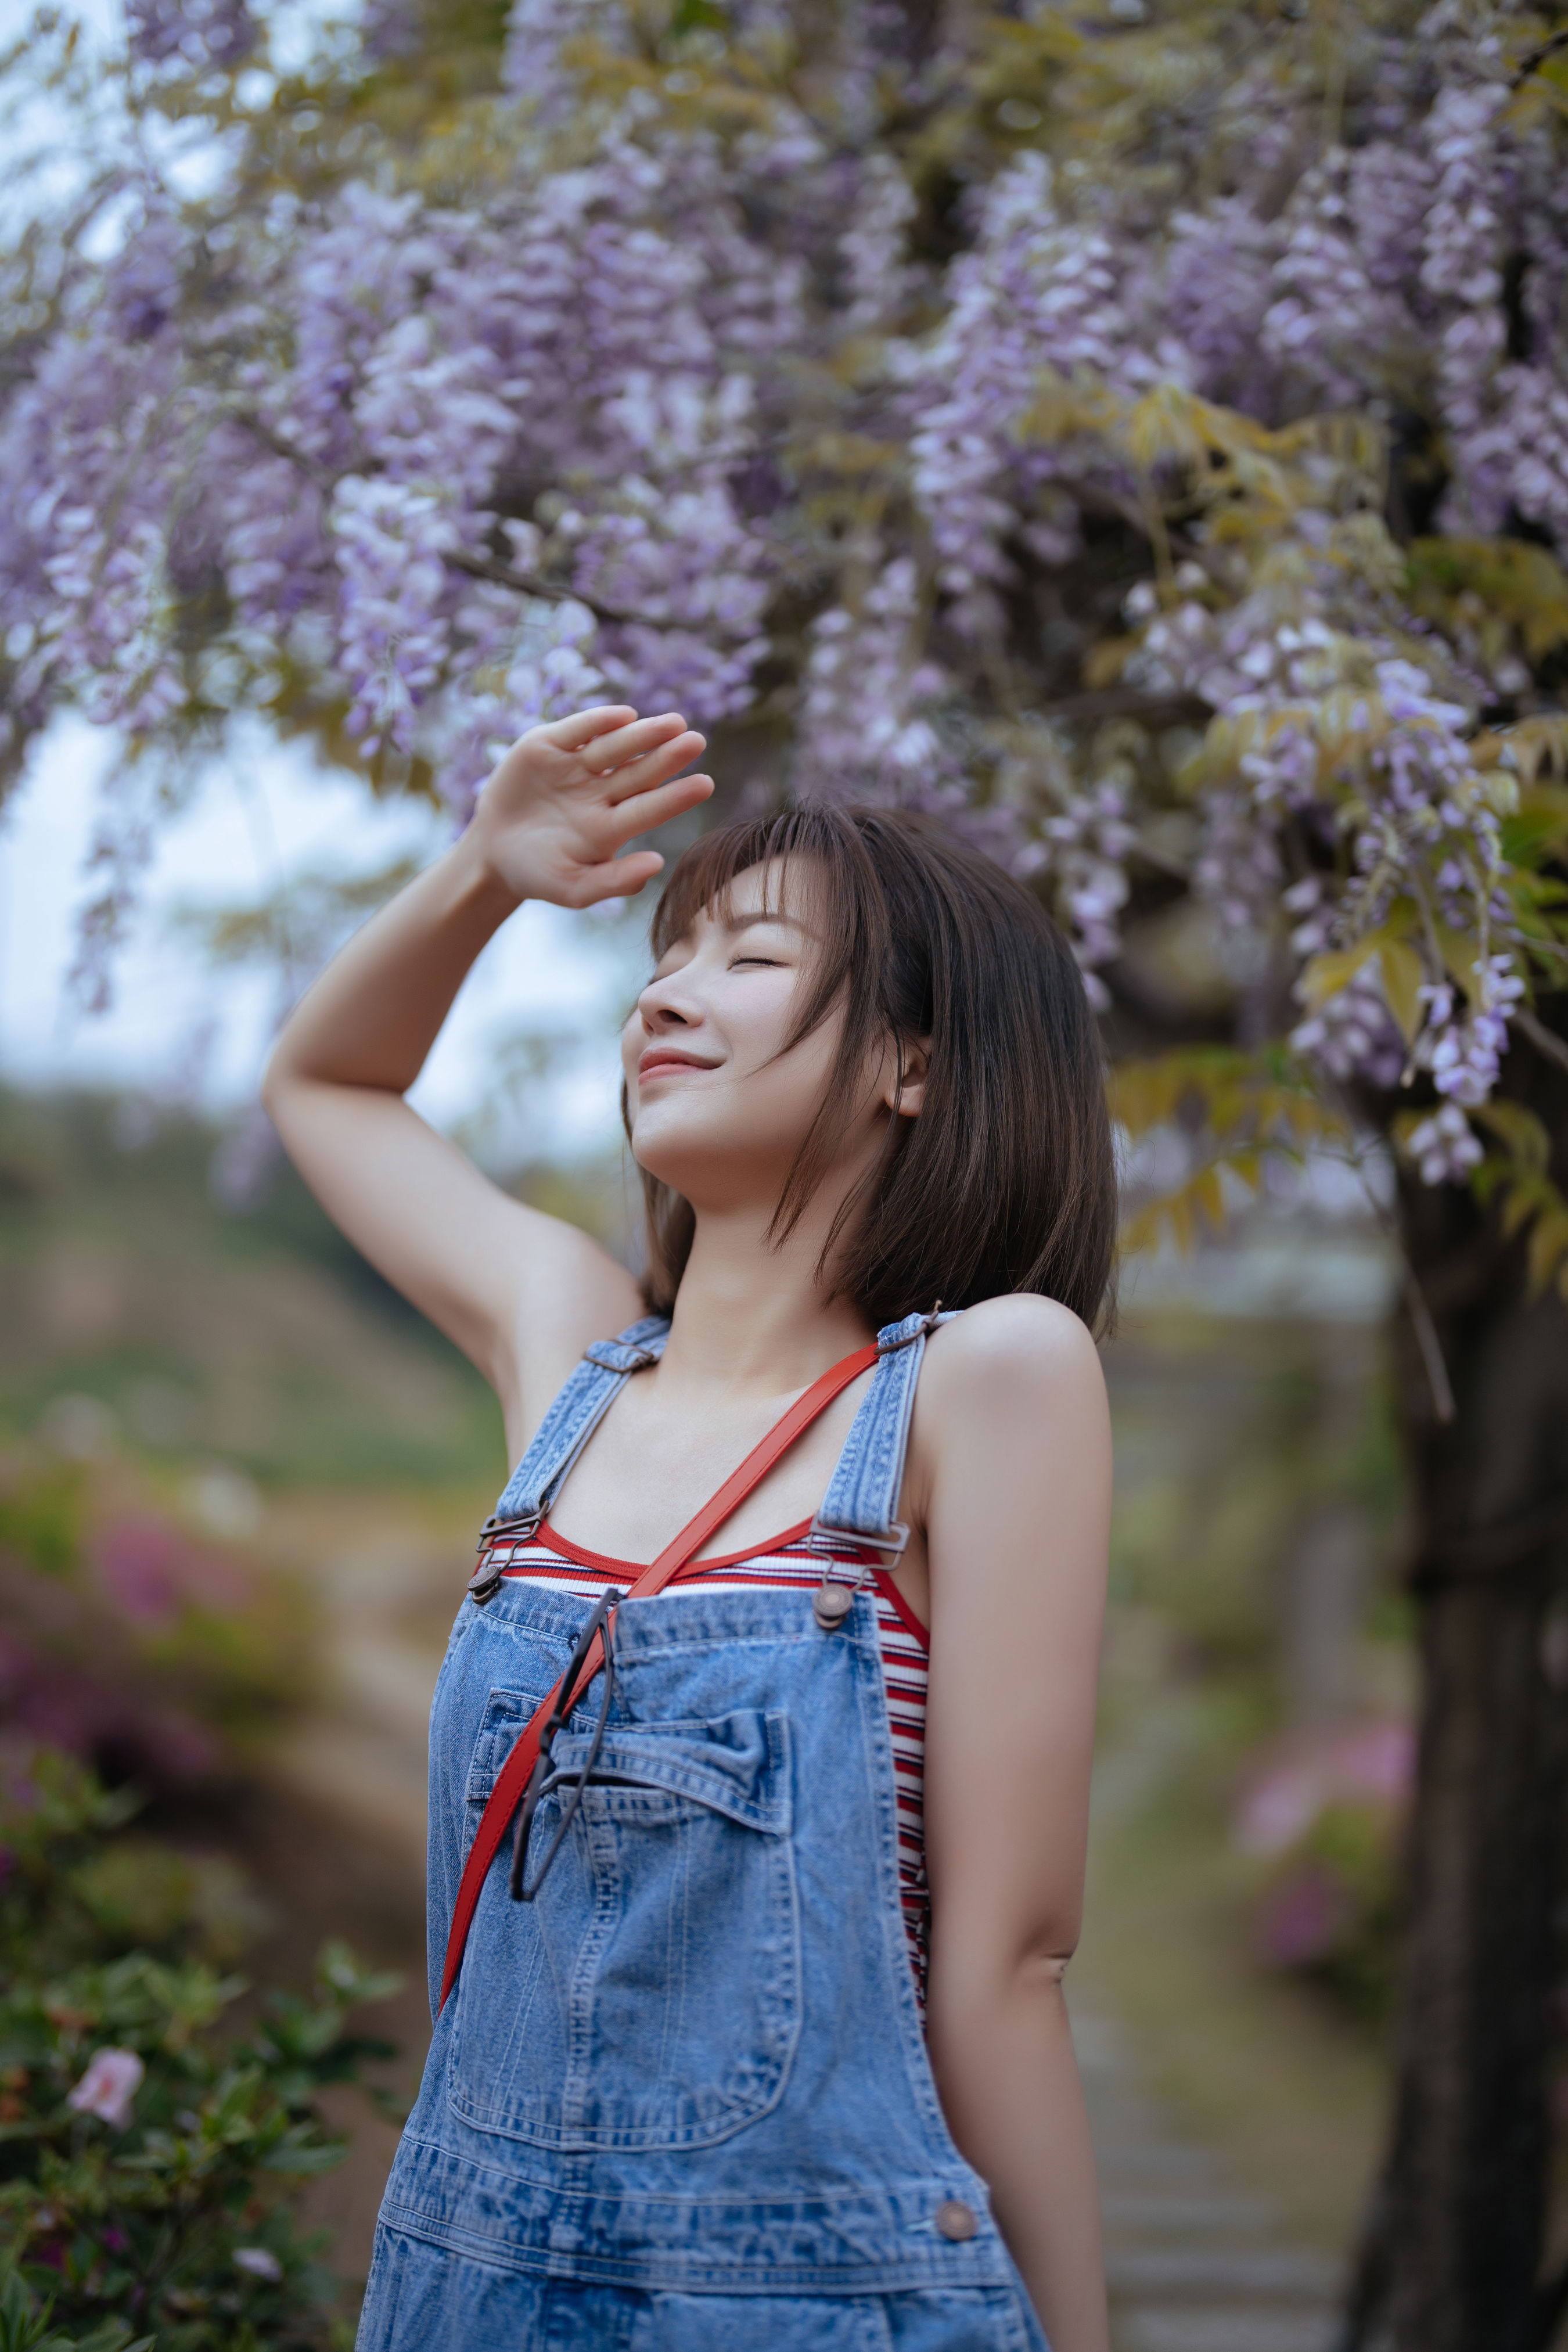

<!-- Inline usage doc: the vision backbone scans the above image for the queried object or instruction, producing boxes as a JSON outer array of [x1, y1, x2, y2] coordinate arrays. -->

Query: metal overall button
[[812, 1580, 857, 1631], [934, 2198, 979, 2242]]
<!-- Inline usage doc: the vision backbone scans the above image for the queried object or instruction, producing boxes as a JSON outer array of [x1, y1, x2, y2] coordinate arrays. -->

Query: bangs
[[648, 807, 889, 1062]]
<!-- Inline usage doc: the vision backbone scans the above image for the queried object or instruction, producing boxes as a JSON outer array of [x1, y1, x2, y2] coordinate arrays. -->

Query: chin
[[630, 1106, 793, 1203], [627, 1100, 721, 1191]]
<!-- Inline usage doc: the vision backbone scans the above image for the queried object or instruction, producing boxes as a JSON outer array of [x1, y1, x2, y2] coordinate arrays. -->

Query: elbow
[[259, 1033, 312, 1130], [925, 1925, 1080, 2051], [1015, 1943, 1074, 1995], [258, 1044, 289, 1123]]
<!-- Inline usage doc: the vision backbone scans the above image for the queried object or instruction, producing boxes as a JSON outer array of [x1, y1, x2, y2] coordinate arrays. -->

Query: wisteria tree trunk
[[1346, 1016, 1568, 2352]]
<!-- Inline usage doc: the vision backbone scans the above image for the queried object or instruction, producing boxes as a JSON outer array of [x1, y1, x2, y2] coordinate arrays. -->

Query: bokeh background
[[3, 2, 1567, 2348], [0, 742, 1418, 2345]]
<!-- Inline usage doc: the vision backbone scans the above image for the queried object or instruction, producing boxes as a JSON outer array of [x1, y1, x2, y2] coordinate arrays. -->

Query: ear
[[881, 1034, 932, 1121]]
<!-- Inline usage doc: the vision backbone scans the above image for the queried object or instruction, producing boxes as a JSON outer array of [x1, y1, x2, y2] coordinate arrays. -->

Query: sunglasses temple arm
[[509, 1599, 618, 1904], [509, 1752, 547, 1900], [556, 1595, 616, 1718]]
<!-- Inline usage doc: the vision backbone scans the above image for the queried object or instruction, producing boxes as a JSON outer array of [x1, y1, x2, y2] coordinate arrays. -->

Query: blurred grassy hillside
[[0, 1087, 505, 1488]]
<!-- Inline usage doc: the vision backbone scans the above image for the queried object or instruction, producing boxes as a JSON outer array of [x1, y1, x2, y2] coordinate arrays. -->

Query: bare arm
[[916, 1297, 1112, 2352], [261, 706, 713, 1441]]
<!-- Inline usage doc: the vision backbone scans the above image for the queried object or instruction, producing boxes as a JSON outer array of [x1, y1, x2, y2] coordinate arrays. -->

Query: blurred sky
[[0, 715, 646, 1160]]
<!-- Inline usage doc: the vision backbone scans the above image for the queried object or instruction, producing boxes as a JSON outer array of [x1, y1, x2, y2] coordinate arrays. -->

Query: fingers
[[582, 713, 700, 781], [600, 730, 707, 804], [526, 708, 705, 797], [570, 849, 667, 905], [605, 769, 714, 840], [544, 704, 639, 751]]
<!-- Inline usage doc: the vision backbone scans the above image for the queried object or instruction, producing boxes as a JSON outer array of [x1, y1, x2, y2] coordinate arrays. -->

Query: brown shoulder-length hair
[[632, 804, 1116, 1336]]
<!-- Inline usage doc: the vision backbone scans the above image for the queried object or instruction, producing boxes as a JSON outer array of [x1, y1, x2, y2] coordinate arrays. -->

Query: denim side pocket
[[460, 1686, 547, 1852], [449, 1708, 801, 2152]]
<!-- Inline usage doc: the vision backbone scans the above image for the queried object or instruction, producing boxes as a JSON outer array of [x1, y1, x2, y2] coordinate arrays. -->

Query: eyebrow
[[722, 909, 813, 936], [655, 907, 817, 965]]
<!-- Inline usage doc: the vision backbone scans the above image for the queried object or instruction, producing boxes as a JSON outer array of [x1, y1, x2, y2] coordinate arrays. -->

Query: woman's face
[[622, 860, 874, 1213]]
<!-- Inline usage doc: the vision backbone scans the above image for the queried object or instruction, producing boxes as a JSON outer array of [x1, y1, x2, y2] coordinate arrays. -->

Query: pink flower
[[1329, 1721, 1414, 1804], [1233, 1720, 1414, 1857], [1234, 1757, 1325, 1858], [92, 1519, 179, 1623], [233, 2247, 283, 2281], [91, 1516, 250, 1623], [67, 2047, 144, 2130], [1256, 1864, 1350, 1968]]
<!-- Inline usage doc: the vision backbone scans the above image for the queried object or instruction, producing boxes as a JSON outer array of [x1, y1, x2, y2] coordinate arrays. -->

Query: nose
[[635, 970, 697, 1034]]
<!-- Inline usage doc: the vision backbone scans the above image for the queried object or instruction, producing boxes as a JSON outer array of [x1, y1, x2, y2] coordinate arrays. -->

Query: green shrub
[[0, 1445, 314, 1802], [0, 2257, 152, 2351], [0, 1751, 398, 2349]]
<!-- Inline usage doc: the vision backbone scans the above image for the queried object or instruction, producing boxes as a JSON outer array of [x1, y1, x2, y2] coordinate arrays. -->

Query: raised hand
[[470, 706, 714, 909]]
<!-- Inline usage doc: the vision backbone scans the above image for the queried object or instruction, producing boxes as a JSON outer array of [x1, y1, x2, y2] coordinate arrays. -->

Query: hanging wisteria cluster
[[1, 0, 1566, 1186]]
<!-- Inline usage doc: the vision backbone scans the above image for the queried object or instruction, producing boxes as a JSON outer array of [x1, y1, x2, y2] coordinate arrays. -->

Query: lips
[[637, 1050, 717, 1080]]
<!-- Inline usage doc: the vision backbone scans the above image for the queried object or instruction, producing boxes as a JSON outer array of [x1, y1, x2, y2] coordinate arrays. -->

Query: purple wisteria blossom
[[1, 0, 1564, 1184], [904, 153, 1156, 632], [127, 0, 256, 69]]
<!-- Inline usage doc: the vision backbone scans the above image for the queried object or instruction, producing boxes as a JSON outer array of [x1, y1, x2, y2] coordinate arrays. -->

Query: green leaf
[[1297, 941, 1380, 1008], [257, 2142, 347, 2175], [1378, 941, 1426, 1046], [1473, 1101, 1552, 1175], [1408, 536, 1568, 660], [1527, 1213, 1568, 1292]]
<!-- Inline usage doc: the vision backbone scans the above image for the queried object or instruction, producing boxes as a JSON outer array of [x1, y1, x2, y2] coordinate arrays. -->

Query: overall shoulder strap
[[484, 1314, 670, 1536], [810, 1306, 963, 1558]]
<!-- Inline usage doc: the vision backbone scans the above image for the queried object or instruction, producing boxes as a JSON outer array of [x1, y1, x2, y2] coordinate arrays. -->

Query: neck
[[657, 1193, 875, 1395]]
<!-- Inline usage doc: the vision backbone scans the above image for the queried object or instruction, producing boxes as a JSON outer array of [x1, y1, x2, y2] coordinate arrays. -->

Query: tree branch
[[1040, 686, 1214, 729], [1515, 1005, 1568, 1081], [1402, 1263, 1458, 1426], [441, 549, 656, 631], [233, 411, 337, 488], [1317, 1081, 1459, 1426], [229, 417, 669, 630], [1513, 25, 1568, 87]]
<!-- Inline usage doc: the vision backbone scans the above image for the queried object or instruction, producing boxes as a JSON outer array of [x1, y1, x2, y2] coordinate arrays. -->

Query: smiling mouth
[[638, 1052, 718, 1079]]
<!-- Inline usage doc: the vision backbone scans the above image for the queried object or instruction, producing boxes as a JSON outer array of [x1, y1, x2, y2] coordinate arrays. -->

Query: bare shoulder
[[922, 1292, 1107, 1408], [911, 1293, 1109, 1512], [912, 1296, 1111, 1606]]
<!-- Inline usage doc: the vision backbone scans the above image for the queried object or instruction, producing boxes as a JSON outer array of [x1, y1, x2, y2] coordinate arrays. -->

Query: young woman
[[264, 704, 1116, 2352]]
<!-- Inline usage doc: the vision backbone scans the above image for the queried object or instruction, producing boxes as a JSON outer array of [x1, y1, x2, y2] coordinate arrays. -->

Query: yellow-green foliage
[[1111, 1050, 1353, 1257]]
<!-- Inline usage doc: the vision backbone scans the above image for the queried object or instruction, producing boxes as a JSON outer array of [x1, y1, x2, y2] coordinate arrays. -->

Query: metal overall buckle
[[876, 1301, 944, 1354], [807, 1520, 909, 1630], [467, 1509, 544, 1606]]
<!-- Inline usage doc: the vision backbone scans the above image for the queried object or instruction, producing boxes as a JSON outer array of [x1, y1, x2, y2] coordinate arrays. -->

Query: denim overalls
[[358, 1314, 1052, 2350]]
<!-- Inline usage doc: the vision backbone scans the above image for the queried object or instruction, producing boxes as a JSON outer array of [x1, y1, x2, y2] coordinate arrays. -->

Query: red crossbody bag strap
[[438, 1341, 879, 2010]]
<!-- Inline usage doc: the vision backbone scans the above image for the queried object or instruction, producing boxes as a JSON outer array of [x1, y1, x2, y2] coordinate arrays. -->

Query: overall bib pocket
[[451, 1696, 800, 2152]]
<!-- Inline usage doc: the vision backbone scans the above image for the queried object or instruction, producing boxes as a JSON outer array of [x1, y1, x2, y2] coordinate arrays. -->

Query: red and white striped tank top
[[496, 1517, 932, 2010]]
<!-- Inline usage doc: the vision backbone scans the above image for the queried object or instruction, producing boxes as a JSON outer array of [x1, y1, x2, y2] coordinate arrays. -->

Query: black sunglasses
[[510, 1592, 618, 1903]]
